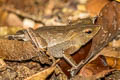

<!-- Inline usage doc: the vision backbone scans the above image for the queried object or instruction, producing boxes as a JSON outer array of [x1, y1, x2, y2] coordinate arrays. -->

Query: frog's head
[[81, 25, 100, 42]]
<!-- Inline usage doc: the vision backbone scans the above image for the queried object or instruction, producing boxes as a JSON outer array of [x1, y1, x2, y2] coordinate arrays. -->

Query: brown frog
[[7, 18, 100, 76]]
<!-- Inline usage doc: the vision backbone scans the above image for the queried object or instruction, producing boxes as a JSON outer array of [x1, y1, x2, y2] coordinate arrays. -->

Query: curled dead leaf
[[0, 39, 50, 64], [24, 66, 56, 80], [79, 56, 113, 79], [24, 60, 59, 80], [86, 0, 110, 17]]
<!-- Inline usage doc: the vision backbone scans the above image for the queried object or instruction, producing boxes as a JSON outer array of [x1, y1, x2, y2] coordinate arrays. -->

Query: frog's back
[[34, 26, 74, 47]]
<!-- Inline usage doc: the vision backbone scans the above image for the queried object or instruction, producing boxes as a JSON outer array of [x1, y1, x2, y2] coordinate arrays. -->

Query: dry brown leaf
[[0, 9, 8, 25], [44, 0, 55, 16], [86, 0, 110, 17], [24, 60, 59, 80], [99, 39, 120, 58], [109, 39, 120, 48], [6, 13, 22, 27], [79, 65, 114, 79], [98, 39, 120, 70], [100, 47, 120, 58], [105, 56, 120, 70], [70, 56, 113, 80], [79, 56, 113, 79], [73, 69, 114, 80], [24, 66, 56, 80], [0, 39, 50, 64]]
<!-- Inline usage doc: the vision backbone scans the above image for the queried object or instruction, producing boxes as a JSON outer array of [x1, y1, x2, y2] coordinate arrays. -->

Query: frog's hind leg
[[6, 29, 29, 41], [25, 28, 46, 51], [0, 58, 7, 71], [26, 28, 40, 49], [7, 34, 25, 40]]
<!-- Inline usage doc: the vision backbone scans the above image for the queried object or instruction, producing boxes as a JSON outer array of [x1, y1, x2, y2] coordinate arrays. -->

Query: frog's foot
[[0, 59, 7, 71], [69, 60, 84, 77]]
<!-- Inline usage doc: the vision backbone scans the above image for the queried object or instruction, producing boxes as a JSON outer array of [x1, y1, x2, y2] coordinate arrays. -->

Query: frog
[[6, 18, 100, 76]]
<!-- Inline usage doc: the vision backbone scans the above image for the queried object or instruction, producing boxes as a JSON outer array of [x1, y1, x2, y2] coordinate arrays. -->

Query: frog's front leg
[[62, 53, 77, 68], [0, 58, 7, 71], [48, 44, 79, 73], [62, 50, 79, 75]]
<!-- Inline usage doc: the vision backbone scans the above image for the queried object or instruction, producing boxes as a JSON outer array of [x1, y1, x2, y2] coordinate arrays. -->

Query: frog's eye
[[82, 28, 92, 34]]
